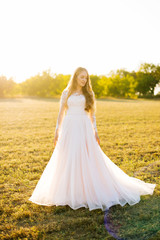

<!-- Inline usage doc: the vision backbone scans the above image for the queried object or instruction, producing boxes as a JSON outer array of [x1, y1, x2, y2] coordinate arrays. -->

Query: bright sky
[[0, 0, 160, 83]]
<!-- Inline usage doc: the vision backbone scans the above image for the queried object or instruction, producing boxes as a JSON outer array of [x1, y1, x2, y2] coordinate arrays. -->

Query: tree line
[[0, 63, 160, 99]]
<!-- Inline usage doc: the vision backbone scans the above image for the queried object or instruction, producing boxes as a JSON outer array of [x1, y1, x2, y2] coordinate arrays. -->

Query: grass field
[[0, 97, 160, 240]]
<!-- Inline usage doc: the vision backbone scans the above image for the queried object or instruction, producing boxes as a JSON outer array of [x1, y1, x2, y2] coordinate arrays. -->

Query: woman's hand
[[95, 131, 100, 145], [54, 129, 59, 147]]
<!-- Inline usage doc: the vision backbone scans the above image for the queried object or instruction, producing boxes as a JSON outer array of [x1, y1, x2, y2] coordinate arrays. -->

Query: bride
[[29, 67, 156, 211]]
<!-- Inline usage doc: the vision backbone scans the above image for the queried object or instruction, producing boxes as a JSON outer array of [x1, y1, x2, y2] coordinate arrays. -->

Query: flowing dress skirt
[[29, 113, 156, 211]]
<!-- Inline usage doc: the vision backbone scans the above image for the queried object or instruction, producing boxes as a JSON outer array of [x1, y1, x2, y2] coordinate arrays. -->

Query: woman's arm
[[89, 111, 98, 133], [89, 91, 98, 133], [89, 91, 100, 145], [55, 90, 68, 133]]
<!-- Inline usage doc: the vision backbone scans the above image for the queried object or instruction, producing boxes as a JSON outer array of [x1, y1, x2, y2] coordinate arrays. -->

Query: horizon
[[3, 62, 157, 83]]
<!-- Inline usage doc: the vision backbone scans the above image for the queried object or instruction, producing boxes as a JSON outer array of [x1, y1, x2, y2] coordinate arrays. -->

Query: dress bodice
[[66, 93, 89, 116], [57, 89, 97, 132]]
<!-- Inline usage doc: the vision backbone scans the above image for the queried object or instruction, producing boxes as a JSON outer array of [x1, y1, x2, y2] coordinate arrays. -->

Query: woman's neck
[[75, 86, 82, 93]]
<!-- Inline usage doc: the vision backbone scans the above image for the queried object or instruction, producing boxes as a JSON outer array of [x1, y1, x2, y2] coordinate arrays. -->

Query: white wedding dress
[[29, 90, 156, 211]]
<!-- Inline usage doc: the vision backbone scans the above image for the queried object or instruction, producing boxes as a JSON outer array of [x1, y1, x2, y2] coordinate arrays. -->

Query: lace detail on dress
[[60, 90, 68, 108], [91, 112, 98, 132], [55, 89, 97, 133], [55, 90, 68, 131], [89, 91, 98, 132]]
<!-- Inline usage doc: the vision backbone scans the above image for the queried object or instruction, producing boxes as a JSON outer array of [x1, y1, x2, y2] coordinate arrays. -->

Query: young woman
[[29, 67, 156, 211]]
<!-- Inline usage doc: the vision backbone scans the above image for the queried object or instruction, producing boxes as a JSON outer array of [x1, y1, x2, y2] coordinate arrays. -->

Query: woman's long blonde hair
[[64, 67, 96, 113]]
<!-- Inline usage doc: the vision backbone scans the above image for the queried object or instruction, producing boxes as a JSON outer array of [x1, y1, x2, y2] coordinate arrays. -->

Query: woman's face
[[76, 70, 88, 88]]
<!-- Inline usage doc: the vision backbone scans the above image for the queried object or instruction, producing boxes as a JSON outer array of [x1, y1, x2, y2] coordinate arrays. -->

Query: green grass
[[0, 97, 159, 240]]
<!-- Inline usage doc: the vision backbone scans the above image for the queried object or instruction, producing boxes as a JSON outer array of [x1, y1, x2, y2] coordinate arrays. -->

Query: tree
[[135, 63, 160, 96], [0, 75, 7, 97]]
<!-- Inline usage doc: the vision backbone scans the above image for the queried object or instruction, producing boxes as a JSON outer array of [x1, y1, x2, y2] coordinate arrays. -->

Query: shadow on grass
[[104, 195, 160, 240]]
